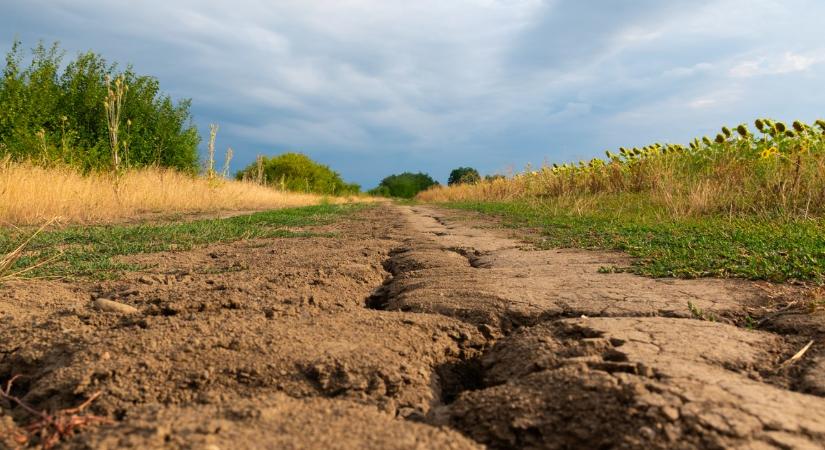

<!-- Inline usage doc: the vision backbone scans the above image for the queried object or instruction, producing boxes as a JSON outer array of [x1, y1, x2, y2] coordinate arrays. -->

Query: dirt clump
[[441, 318, 825, 449]]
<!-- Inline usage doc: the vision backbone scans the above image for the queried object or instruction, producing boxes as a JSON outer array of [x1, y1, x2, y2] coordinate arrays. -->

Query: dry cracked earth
[[1, 204, 825, 449]]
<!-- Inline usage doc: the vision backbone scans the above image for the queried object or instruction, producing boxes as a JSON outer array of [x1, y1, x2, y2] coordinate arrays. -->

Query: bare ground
[[1, 204, 824, 449]]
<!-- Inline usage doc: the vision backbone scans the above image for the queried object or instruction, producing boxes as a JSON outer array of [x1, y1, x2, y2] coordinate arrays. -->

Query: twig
[[779, 340, 814, 370], [1, 375, 111, 449]]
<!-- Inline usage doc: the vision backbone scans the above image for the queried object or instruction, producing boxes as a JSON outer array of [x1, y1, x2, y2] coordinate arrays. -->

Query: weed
[[687, 301, 717, 322], [103, 75, 128, 174]]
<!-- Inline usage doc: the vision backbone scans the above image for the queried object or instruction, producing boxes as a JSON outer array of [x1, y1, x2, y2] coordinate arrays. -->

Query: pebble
[[94, 298, 139, 314]]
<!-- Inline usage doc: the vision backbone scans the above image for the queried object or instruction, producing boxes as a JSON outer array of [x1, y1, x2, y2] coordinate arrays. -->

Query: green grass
[[0, 203, 364, 280], [445, 199, 825, 284]]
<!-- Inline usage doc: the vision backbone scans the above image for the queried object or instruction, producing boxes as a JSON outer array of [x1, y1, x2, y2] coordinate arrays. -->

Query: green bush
[[236, 152, 360, 195], [448, 167, 481, 185], [369, 172, 438, 198], [0, 40, 199, 172]]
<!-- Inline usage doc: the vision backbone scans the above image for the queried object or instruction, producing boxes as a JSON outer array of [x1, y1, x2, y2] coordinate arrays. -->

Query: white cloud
[[730, 51, 820, 78]]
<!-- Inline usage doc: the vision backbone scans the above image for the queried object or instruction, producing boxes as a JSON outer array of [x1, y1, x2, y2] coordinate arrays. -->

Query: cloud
[[729, 51, 820, 78], [2, 0, 825, 186]]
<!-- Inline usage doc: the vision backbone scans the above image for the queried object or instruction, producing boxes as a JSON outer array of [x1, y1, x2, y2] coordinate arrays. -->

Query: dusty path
[[1, 204, 824, 449]]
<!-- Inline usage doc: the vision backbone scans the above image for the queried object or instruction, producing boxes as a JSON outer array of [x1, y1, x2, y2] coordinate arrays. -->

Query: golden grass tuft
[[0, 161, 364, 225]]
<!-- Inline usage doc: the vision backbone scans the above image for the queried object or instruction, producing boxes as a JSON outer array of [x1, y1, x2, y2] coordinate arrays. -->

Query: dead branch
[[1, 375, 111, 449]]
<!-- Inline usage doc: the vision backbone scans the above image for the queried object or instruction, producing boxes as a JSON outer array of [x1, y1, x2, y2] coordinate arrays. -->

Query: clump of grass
[[0, 219, 61, 284], [687, 301, 718, 322]]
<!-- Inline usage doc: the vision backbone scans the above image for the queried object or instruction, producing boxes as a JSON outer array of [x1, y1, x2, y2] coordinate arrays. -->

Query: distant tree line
[[448, 167, 480, 185], [0, 40, 199, 172], [368, 166, 498, 198], [236, 152, 360, 195], [369, 172, 438, 198]]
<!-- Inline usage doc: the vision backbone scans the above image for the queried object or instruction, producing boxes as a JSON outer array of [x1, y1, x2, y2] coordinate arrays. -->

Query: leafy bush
[[369, 172, 438, 198], [236, 152, 360, 195], [448, 167, 480, 185], [0, 40, 199, 172]]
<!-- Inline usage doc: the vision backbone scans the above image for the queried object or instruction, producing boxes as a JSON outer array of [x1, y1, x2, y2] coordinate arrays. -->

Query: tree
[[447, 167, 480, 185], [0, 39, 200, 172], [235, 152, 360, 195], [369, 172, 438, 198]]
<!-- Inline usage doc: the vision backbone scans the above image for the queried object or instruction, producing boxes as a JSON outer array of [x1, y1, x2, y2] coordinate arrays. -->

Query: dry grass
[[0, 161, 365, 225]]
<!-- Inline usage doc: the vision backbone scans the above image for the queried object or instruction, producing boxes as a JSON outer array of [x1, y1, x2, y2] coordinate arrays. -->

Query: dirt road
[[2, 204, 824, 449]]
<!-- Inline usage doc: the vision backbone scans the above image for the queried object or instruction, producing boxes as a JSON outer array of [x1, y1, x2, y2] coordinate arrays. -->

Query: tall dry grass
[[0, 161, 361, 225], [419, 119, 825, 219]]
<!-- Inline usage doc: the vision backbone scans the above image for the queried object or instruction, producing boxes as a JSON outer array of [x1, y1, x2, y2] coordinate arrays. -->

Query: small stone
[[661, 406, 680, 421], [94, 298, 139, 314], [639, 426, 656, 440]]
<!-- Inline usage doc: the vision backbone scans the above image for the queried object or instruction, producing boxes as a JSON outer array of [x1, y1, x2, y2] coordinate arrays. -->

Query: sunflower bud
[[702, 136, 712, 146]]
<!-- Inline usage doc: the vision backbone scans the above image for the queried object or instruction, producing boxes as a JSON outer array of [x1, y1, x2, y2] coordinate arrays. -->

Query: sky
[[2, 0, 825, 188]]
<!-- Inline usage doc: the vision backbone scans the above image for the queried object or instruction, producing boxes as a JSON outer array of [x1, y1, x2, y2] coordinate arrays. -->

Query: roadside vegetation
[[0, 40, 198, 171], [0, 203, 362, 281], [419, 119, 825, 283], [0, 40, 365, 226]]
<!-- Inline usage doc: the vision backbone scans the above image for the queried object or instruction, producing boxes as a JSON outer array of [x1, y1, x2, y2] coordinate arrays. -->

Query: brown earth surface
[[1, 204, 824, 449]]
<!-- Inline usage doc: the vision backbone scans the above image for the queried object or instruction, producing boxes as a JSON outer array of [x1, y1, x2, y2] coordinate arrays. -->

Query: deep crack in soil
[[1, 204, 824, 449]]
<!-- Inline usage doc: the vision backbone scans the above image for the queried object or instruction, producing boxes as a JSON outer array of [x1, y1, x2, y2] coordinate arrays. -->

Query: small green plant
[[687, 301, 717, 322]]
